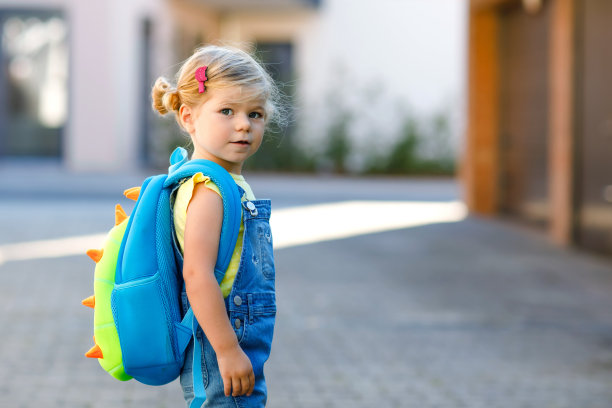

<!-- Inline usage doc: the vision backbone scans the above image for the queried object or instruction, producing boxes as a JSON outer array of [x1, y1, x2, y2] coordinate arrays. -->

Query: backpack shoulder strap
[[165, 148, 242, 284]]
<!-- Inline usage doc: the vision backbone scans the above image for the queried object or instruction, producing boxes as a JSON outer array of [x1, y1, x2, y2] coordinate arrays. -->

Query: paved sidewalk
[[268, 218, 612, 407], [1, 169, 612, 407]]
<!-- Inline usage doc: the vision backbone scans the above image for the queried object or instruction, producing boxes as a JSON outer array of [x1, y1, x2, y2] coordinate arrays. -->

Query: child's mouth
[[232, 141, 250, 145]]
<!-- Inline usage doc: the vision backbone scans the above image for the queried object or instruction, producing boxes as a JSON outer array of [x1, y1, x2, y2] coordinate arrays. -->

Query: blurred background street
[[2, 0, 612, 406]]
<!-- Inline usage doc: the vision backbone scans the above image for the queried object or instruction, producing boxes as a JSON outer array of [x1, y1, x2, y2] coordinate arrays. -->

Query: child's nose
[[234, 113, 251, 132]]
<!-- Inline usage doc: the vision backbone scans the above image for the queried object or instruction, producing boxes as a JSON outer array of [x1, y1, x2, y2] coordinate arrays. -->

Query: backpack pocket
[[112, 272, 183, 386]]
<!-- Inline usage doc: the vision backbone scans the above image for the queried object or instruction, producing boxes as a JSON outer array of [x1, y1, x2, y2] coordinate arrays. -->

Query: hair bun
[[152, 77, 181, 115]]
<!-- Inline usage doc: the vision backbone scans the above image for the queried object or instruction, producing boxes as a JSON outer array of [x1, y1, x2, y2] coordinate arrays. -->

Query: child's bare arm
[[183, 183, 255, 397]]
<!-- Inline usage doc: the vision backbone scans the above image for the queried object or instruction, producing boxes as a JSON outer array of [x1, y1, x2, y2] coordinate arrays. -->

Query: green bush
[[323, 111, 352, 173], [364, 112, 455, 175]]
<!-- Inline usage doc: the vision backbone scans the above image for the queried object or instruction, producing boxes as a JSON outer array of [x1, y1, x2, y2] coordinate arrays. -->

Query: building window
[[0, 10, 68, 157]]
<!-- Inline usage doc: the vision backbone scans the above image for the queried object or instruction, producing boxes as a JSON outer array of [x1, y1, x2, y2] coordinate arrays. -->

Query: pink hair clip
[[195, 66, 208, 93]]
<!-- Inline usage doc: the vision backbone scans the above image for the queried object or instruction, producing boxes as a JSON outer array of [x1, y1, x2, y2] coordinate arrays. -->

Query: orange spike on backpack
[[115, 204, 128, 226], [124, 186, 141, 201], [82, 295, 95, 308], [86, 249, 104, 263], [85, 343, 103, 359]]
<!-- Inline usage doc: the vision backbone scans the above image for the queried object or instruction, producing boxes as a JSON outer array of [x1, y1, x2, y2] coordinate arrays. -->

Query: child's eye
[[220, 108, 233, 115], [249, 111, 263, 119]]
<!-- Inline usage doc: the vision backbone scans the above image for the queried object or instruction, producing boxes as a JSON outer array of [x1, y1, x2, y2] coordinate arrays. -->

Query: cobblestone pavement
[[1, 174, 612, 407]]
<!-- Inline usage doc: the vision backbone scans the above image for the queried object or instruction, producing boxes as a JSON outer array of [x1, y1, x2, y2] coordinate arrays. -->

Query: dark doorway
[[575, 0, 612, 254], [498, 3, 552, 228]]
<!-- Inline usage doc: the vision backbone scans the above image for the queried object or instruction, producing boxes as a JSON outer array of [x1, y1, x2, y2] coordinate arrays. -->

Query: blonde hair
[[152, 45, 282, 131]]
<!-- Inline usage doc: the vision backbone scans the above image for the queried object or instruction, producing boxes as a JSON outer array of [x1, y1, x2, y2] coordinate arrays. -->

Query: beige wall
[[68, 0, 172, 172]]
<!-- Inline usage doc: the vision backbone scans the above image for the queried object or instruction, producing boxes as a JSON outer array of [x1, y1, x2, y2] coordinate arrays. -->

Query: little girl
[[151, 45, 281, 407]]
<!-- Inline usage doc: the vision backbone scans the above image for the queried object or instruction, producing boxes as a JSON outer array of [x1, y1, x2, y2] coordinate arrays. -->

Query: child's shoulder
[[174, 173, 220, 213]]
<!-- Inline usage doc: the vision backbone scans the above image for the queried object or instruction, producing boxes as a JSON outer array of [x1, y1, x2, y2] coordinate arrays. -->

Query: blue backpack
[[82, 147, 241, 398]]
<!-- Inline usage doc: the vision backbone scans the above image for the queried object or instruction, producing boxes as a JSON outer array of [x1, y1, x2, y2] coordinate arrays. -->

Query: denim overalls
[[180, 197, 276, 408]]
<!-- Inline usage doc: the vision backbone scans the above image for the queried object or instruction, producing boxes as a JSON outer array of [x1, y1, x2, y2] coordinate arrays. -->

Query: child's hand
[[217, 345, 255, 397]]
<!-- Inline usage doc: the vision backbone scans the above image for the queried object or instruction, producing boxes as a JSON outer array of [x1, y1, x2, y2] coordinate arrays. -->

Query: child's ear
[[179, 105, 195, 134]]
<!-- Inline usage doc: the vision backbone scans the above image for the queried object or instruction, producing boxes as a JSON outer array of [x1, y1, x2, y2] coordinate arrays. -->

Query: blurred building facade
[[0, 0, 170, 170], [463, 0, 612, 254], [0, 0, 466, 172]]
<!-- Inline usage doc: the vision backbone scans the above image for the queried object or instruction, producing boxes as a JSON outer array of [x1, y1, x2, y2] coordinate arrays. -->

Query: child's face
[[182, 86, 266, 174]]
